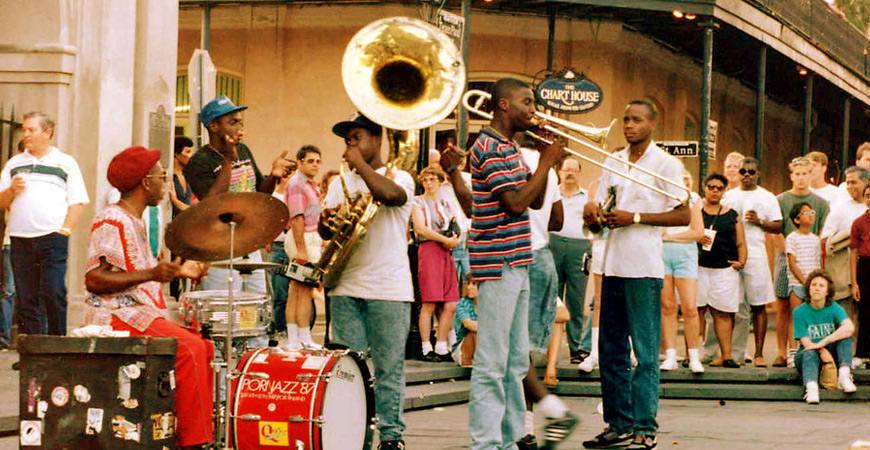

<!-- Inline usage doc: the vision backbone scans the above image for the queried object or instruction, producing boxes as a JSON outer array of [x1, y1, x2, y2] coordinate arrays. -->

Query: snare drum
[[179, 290, 272, 338], [230, 348, 374, 450]]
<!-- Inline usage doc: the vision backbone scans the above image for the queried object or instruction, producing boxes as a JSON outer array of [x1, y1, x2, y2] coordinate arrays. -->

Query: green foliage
[[836, 0, 870, 34]]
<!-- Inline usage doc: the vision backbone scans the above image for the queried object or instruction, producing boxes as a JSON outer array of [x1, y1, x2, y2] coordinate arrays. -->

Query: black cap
[[332, 112, 382, 138]]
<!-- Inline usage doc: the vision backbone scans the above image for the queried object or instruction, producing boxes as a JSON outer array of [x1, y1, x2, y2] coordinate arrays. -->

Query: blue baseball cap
[[200, 95, 248, 127]]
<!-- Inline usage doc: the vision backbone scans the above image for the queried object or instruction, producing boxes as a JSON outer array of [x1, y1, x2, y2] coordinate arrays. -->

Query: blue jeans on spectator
[[0, 245, 14, 346], [267, 241, 289, 333], [599, 276, 663, 437], [453, 234, 470, 287], [469, 262, 529, 450], [528, 247, 558, 353], [549, 234, 591, 354], [11, 233, 68, 336], [795, 337, 853, 386], [330, 296, 410, 442]]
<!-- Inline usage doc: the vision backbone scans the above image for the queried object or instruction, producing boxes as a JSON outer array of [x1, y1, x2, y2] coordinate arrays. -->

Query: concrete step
[[404, 379, 470, 411], [405, 360, 471, 385], [557, 365, 870, 384], [555, 381, 870, 402]]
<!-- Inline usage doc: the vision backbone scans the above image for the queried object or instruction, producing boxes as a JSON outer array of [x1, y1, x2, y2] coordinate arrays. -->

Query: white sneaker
[[840, 372, 857, 393], [851, 357, 865, 370], [787, 349, 796, 368], [804, 383, 820, 404], [659, 359, 678, 371], [578, 355, 598, 373], [689, 359, 705, 374], [284, 339, 302, 351], [302, 340, 323, 350]]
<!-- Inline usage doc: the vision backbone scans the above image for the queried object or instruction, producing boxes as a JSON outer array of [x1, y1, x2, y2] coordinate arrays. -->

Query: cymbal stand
[[222, 220, 237, 450]]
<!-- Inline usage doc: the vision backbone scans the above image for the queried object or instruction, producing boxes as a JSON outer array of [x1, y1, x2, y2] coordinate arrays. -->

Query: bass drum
[[230, 347, 374, 450]]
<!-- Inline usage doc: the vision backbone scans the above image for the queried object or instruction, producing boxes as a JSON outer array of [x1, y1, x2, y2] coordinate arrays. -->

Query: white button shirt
[[597, 142, 686, 278]]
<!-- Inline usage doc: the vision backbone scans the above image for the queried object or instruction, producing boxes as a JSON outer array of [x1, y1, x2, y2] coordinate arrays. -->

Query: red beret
[[107, 146, 162, 192]]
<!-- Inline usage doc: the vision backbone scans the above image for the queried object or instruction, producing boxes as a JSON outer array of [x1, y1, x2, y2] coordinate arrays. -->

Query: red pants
[[111, 316, 214, 446]]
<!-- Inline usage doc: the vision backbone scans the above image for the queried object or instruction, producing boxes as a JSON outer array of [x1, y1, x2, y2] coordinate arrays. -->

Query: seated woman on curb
[[793, 270, 857, 404]]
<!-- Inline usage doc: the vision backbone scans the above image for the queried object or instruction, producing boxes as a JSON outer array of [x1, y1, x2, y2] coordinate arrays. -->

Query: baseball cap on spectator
[[332, 112, 382, 138], [200, 95, 248, 127], [107, 146, 162, 192]]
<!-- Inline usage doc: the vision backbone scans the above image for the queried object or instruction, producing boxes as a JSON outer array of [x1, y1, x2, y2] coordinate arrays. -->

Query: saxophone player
[[321, 113, 416, 450]]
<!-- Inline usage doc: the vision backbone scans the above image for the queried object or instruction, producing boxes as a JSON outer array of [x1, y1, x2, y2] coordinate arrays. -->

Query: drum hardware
[[289, 415, 325, 426], [237, 413, 261, 422], [212, 261, 284, 273]]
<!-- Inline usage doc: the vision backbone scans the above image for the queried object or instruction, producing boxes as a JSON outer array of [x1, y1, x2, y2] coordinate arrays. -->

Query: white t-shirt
[[324, 167, 415, 302], [785, 231, 821, 287], [439, 171, 472, 233], [520, 148, 561, 251], [820, 197, 867, 240], [0, 147, 90, 238], [722, 186, 781, 259], [810, 184, 839, 205], [553, 187, 589, 240]]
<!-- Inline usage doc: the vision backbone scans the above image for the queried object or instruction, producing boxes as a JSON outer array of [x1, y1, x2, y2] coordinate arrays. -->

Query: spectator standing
[[721, 157, 782, 367], [807, 151, 839, 204], [697, 174, 746, 368], [578, 179, 605, 374], [785, 203, 822, 304], [723, 152, 745, 191], [0, 112, 89, 336], [849, 184, 870, 369], [0, 139, 25, 349], [169, 136, 196, 217], [550, 156, 592, 363], [794, 270, 857, 404], [267, 173, 291, 337]]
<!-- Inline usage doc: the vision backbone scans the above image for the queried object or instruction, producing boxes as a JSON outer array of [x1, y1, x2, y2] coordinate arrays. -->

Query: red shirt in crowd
[[850, 213, 870, 258]]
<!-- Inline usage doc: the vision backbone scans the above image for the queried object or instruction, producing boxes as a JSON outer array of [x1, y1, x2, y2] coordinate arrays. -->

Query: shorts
[[789, 285, 807, 301], [774, 252, 790, 299], [284, 231, 323, 262], [740, 255, 775, 306], [418, 241, 459, 303], [697, 266, 741, 313], [663, 242, 698, 279], [591, 239, 606, 275]]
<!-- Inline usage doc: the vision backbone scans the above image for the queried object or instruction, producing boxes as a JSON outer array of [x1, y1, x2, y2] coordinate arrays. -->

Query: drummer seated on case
[[83, 146, 214, 449]]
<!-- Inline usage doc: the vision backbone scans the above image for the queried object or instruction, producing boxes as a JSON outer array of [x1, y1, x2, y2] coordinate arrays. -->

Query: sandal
[[544, 374, 559, 388], [753, 357, 767, 367], [772, 356, 787, 367], [722, 358, 740, 368]]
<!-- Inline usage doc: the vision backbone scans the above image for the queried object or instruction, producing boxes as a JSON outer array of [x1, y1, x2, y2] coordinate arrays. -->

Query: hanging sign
[[660, 141, 699, 157], [535, 69, 603, 114]]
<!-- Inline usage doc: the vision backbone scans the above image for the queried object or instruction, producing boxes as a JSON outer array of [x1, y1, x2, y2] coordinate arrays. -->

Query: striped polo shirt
[[468, 127, 532, 282]]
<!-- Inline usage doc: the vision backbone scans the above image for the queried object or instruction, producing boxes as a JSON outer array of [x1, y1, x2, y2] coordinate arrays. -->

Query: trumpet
[[462, 90, 690, 204]]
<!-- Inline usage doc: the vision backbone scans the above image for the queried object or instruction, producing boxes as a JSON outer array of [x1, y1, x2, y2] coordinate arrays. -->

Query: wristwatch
[[633, 212, 641, 224]]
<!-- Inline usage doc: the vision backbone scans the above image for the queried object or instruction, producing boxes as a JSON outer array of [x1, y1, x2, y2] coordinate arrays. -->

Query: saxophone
[[296, 16, 465, 288]]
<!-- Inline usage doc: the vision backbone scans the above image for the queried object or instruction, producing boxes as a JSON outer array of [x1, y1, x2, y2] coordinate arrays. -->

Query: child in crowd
[[793, 270, 857, 404], [786, 202, 822, 305], [452, 275, 478, 368]]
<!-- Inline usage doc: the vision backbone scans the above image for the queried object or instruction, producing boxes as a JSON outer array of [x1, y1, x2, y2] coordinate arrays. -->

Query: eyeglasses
[[146, 173, 168, 182], [738, 168, 757, 176], [800, 210, 817, 216], [705, 184, 725, 191], [303, 158, 321, 164]]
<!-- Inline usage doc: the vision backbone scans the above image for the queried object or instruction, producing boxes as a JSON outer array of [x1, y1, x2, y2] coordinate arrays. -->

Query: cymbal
[[166, 192, 289, 261], [210, 261, 284, 272]]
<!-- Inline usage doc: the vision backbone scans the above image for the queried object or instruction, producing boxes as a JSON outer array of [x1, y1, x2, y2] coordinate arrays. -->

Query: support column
[[842, 97, 851, 176], [802, 72, 814, 155], [699, 21, 714, 188], [547, 6, 556, 71], [457, 0, 471, 150], [201, 3, 211, 51], [754, 46, 766, 163]]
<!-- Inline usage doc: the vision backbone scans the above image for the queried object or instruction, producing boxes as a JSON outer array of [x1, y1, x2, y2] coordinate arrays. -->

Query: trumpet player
[[581, 100, 689, 450]]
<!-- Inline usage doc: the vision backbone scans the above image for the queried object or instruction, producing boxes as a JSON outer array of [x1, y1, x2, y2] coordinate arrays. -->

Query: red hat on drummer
[[107, 146, 162, 192]]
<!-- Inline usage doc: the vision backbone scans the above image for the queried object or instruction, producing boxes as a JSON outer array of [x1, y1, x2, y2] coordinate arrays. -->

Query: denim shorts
[[789, 284, 807, 301], [663, 242, 698, 278]]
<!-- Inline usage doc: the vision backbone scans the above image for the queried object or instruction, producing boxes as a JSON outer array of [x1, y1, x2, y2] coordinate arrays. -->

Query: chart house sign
[[535, 70, 603, 114]]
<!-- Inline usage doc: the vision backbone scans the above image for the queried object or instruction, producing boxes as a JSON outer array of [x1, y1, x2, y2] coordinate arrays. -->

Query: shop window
[[175, 72, 243, 114]]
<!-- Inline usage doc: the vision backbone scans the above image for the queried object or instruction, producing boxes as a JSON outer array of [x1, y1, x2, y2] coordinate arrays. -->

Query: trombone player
[[581, 100, 689, 450]]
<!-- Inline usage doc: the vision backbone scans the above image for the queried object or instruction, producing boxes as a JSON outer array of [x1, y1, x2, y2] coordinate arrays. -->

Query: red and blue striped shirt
[[468, 127, 533, 281]]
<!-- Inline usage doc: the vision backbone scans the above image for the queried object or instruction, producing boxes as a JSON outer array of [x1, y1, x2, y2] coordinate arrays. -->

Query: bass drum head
[[320, 354, 373, 450]]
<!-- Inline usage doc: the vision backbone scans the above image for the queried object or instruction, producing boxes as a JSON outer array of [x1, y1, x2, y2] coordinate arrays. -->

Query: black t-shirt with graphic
[[184, 143, 264, 199]]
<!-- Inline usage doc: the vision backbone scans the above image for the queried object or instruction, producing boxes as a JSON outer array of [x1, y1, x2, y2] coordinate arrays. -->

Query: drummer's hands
[[271, 150, 296, 178], [179, 259, 208, 281], [150, 261, 182, 283]]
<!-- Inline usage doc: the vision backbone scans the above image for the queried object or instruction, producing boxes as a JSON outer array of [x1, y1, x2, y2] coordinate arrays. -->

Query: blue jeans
[[330, 296, 410, 442], [549, 234, 591, 353], [469, 263, 529, 450], [599, 276, 663, 436], [266, 241, 289, 333], [453, 234, 470, 287], [0, 245, 14, 345], [795, 337, 852, 386], [528, 247, 558, 353], [11, 233, 68, 335]]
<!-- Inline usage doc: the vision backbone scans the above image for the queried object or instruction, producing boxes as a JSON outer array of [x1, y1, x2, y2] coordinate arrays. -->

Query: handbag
[[819, 360, 839, 390]]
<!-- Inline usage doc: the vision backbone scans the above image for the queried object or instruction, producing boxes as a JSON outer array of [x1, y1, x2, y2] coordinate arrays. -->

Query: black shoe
[[582, 428, 633, 449], [627, 434, 657, 450], [435, 352, 453, 363], [540, 411, 579, 449], [570, 351, 589, 364], [722, 358, 740, 368], [378, 440, 405, 450], [517, 433, 538, 450], [421, 351, 439, 363], [11, 361, 19, 371]]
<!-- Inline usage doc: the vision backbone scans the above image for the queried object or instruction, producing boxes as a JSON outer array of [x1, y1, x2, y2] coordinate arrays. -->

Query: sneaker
[[582, 427, 633, 449], [840, 372, 858, 393], [540, 411, 578, 449], [570, 350, 588, 365], [285, 339, 302, 352], [421, 351, 440, 363], [627, 434, 658, 450], [578, 355, 598, 373], [689, 359, 705, 374], [804, 383, 820, 404], [851, 357, 865, 370], [302, 340, 323, 350], [378, 440, 405, 450], [517, 434, 538, 450], [435, 352, 453, 363], [786, 349, 796, 368], [659, 359, 678, 371]]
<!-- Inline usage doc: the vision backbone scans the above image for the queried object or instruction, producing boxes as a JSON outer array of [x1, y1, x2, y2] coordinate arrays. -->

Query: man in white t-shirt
[[322, 113, 415, 450], [807, 151, 839, 204], [0, 112, 89, 336], [721, 157, 782, 367]]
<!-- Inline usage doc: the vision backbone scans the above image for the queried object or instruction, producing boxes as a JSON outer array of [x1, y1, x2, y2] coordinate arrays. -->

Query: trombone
[[462, 90, 690, 204]]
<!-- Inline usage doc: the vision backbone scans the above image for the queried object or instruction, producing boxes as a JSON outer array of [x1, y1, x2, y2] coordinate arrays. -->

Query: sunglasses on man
[[738, 168, 757, 176]]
